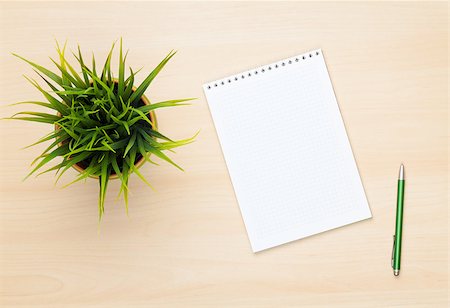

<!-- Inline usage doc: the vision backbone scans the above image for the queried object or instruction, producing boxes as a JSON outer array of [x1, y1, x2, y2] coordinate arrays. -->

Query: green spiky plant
[[6, 40, 196, 220]]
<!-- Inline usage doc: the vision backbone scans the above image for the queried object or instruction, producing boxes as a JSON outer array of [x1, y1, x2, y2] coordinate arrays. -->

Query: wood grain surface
[[0, 1, 448, 307]]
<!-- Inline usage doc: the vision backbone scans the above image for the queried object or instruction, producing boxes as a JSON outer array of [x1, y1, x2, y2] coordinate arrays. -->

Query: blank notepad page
[[203, 49, 371, 252]]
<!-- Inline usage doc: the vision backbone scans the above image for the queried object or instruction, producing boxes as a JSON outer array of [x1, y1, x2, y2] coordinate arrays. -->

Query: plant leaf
[[31, 133, 70, 166], [129, 50, 176, 106], [13, 53, 64, 86], [55, 40, 86, 87], [131, 163, 155, 190], [23, 75, 68, 115], [122, 67, 135, 101], [11, 111, 61, 122], [141, 128, 174, 142], [100, 41, 116, 84], [98, 154, 110, 220], [136, 98, 194, 113], [146, 146, 183, 171], [73, 44, 90, 85], [22, 129, 67, 149], [55, 151, 92, 183], [8, 101, 56, 110], [118, 38, 126, 96], [34, 70, 72, 106], [136, 133, 154, 164], [123, 132, 136, 158], [25, 144, 69, 180], [5, 116, 57, 124], [50, 57, 85, 89], [159, 130, 199, 150]]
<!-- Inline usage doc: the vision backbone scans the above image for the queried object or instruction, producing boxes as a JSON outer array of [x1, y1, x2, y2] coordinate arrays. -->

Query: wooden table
[[0, 2, 447, 307]]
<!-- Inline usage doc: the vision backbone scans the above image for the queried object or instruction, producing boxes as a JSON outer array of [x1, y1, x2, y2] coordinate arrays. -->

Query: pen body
[[393, 179, 405, 272]]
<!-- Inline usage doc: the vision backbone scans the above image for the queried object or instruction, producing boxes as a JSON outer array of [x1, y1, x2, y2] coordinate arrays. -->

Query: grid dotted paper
[[203, 49, 372, 252]]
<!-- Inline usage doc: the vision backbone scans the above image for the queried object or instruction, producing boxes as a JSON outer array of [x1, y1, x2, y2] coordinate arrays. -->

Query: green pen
[[392, 164, 405, 276]]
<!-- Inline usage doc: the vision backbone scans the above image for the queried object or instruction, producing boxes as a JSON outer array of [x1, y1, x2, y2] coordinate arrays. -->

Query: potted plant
[[7, 40, 197, 219]]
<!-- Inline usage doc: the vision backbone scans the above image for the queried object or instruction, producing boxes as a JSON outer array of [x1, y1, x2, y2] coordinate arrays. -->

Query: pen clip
[[391, 235, 395, 268]]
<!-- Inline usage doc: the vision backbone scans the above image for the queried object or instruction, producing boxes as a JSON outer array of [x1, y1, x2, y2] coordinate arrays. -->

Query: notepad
[[203, 49, 371, 252]]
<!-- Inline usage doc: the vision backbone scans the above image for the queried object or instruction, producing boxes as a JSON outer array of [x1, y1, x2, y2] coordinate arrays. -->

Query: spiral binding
[[205, 50, 321, 90]]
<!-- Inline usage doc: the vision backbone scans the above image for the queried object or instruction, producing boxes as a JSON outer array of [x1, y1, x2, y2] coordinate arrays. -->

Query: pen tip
[[399, 164, 404, 180]]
